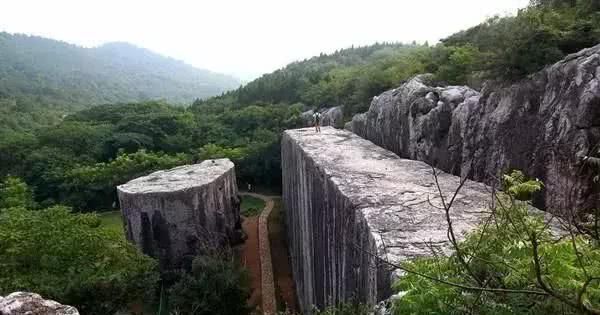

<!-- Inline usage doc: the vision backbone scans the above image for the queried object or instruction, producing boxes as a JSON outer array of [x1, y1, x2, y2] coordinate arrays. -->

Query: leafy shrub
[[392, 171, 600, 314], [0, 205, 159, 314], [168, 254, 251, 315], [0, 176, 36, 209]]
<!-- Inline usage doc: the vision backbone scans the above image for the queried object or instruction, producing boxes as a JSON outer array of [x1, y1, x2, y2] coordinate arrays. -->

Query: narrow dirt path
[[240, 192, 277, 315], [240, 215, 261, 309]]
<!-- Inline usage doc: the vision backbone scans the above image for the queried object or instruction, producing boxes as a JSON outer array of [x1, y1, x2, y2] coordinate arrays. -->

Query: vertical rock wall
[[351, 44, 600, 213], [282, 127, 490, 313], [117, 159, 241, 270]]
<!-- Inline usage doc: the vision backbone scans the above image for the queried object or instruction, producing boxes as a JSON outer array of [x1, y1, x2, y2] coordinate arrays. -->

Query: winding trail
[[240, 192, 277, 315]]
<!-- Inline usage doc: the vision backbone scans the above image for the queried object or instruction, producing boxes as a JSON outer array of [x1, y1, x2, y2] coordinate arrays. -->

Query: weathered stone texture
[[352, 44, 600, 213], [282, 127, 491, 312], [301, 106, 345, 128], [117, 159, 241, 270], [0, 292, 79, 315]]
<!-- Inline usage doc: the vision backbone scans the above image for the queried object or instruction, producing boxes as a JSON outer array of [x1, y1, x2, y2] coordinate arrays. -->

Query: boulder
[[320, 106, 345, 128], [0, 292, 79, 315], [351, 44, 600, 214], [117, 159, 241, 270], [281, 127, 491, 312], [300, 109, 315, 127], [300, 106, 345, 128]]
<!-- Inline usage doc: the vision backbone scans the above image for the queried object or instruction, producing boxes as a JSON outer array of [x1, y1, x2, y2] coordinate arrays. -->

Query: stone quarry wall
[[117, 159, 241, 270], [351, 44, 600, 213], [282, 127, 491, 313]]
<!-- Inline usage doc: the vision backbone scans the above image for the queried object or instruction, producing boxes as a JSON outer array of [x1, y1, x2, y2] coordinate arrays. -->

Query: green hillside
[[0, 33, 240, 132]]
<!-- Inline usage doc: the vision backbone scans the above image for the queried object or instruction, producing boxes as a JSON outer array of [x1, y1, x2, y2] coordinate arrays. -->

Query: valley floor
[[238, 193, 298, 314]]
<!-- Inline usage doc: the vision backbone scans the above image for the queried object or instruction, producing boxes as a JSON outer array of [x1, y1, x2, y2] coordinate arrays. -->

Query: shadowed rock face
[[351, 44, 600, 214], [0, 292, 79, 315], [282, 127, 491, 313], [117, 159, 241, 270]]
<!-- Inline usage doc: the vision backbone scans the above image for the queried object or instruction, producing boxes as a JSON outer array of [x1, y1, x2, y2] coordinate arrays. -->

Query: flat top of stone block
[[284, 127, 492, 262], [118, 159, 234, 194]]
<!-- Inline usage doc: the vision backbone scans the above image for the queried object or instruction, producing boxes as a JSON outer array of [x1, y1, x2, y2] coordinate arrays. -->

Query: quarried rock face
[[117, 159, 241, 270], [282, 127, 491, 313], [352, 44, 600, 213], [0, 292, 79, 315]]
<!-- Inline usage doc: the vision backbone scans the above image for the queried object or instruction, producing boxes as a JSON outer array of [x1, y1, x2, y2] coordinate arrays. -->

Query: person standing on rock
[[313, 111, 322, 133]]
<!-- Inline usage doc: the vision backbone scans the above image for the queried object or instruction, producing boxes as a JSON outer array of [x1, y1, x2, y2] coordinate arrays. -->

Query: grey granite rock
[[117, 159, 241, 270], [351, 44, 600, 214], [0, 292, 79, 315], [300, 109, 315, 127], [281, 127, 491, 313], [321, 106, 345, 128], [301, 106, 345, 128]]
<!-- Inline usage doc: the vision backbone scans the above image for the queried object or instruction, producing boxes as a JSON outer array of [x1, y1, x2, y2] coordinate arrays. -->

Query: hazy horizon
[[0, 0, 529, 81]]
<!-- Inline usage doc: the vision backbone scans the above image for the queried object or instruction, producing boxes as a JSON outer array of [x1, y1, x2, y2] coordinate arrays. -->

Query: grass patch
[[240, 195, 265, 217], [97, 211, 125, 237]]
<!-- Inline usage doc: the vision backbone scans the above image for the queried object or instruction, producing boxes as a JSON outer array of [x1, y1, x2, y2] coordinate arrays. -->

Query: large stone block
[[117, 159, 241, 270], [282, 127, 491, 312]]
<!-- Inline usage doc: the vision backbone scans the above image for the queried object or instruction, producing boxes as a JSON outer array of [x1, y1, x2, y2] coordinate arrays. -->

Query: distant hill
[[0, 33, 239, 108], [0, 32, 240, 132]]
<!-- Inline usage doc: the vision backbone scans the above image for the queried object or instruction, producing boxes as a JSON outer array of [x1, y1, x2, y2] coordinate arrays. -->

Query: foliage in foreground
[[0, 205, 159, 314], [168, 254, 251, 315], [392, 171, 600, 314]]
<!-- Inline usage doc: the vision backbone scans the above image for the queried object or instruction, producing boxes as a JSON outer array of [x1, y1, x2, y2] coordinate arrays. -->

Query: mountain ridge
[[0, 32, 240, 108]]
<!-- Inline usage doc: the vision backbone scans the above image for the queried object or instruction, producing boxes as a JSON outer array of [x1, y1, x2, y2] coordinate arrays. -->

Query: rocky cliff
[[0, 292, 79, 315], [281, 127, 491, 312], [117, 159, 241, 270], [351, 44, 600, 213]]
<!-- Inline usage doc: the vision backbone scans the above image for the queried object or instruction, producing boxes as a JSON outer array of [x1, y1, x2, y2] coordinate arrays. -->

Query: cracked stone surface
[[351, 44, 600, 214], [118, 159, 242, 270], [281, 127, 491, 313], [0, 292, 79, 315]]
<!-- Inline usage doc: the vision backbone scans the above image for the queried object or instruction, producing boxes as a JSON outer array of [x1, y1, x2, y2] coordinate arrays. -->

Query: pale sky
[[0, 0, 529, 80]]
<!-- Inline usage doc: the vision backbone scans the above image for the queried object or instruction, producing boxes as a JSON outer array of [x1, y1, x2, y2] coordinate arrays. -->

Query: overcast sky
[[0, 0, 529, 80]]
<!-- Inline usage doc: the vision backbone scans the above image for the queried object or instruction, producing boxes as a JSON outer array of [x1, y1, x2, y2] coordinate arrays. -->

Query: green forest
[[0, 33, 240, 133], [1, 0, 600, 314]]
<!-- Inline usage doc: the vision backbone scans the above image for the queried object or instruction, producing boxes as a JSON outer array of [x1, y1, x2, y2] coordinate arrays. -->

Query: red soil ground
[[240, 215, 262, 310]]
